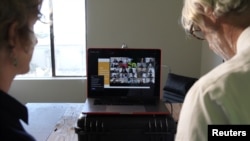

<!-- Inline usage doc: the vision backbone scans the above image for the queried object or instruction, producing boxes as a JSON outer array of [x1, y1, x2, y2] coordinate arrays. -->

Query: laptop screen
[[87, 48, 161, 100]]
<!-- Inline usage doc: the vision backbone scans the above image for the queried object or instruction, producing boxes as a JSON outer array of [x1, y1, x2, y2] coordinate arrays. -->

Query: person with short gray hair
[[176, 0, 250, 140]]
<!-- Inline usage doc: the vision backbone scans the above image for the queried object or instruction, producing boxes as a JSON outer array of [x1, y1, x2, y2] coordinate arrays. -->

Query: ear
[[8, 22, 19, 48]]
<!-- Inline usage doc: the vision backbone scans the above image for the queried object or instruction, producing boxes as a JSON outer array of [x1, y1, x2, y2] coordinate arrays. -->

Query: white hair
[[181, 0, 249, 34]]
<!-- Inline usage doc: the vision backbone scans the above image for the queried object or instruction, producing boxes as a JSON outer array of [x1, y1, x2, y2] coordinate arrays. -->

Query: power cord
[[165, 99, 173, 117]]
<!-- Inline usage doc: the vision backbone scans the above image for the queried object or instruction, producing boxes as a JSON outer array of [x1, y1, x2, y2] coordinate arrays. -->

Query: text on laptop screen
[[87, 48, 161, 99]]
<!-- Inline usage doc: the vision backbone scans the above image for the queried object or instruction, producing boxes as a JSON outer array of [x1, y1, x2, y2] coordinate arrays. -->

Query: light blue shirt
[[175, 26, 250, 141]]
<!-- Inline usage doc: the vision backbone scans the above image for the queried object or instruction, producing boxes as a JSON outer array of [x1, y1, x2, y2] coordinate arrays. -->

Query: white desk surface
[[23, 103, 84, 141]]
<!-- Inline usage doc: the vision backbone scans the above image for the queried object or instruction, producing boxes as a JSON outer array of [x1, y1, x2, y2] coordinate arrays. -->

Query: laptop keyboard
[[94, 98, 156, 105]]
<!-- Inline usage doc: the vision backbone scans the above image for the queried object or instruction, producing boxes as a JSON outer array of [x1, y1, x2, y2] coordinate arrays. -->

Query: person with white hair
[[176, 0, 250, 140]]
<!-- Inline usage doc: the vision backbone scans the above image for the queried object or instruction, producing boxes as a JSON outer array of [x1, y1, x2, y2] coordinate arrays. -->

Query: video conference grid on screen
[[97, 56, 156, 88]]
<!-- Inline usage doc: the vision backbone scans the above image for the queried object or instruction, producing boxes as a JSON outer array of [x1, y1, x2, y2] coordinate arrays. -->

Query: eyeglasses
[[189, 24, 205, 40]]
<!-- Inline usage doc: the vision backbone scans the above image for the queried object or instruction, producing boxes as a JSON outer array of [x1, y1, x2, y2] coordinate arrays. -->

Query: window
[[18, 0, 86, 78]]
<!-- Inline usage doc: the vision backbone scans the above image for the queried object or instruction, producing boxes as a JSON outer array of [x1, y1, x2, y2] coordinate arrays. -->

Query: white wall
[[9, 78, 87, 104], [10, 0, 205, 104], [200, 42, 223, 76]]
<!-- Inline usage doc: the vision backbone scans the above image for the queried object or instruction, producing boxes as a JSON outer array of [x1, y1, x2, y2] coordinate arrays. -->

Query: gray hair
[[181, 0, 249, 34]]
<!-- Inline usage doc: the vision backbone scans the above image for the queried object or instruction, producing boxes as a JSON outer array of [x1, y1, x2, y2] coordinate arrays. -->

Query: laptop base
[[82, 98, 169, 115]]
